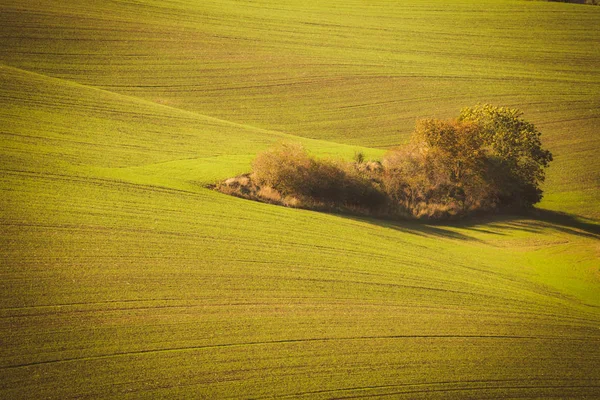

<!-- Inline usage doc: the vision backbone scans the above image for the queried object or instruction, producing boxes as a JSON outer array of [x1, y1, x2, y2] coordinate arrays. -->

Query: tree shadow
[[341, 214, 501, 242], [515, 209, 600, 239], [342, 208, 599, 242]]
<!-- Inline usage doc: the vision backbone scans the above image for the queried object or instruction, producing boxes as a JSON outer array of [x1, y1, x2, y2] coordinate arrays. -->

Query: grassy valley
[[1, 0, 599, 398]]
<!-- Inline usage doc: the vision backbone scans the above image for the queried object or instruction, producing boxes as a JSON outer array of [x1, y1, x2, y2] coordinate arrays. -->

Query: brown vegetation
[[215, 105, 553, 220], [219, 142, 386, 214]]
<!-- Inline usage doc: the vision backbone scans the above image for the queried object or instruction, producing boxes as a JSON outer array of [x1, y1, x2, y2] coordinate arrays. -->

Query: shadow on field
[[344, 214, 501, 242], [518, 209, 600, 239], [345, 209, 599, 242]]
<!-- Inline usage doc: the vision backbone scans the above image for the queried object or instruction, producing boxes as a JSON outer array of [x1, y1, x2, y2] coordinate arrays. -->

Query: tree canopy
[[457, 104, 553, 207]]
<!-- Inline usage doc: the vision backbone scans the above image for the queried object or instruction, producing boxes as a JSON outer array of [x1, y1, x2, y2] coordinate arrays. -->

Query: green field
[[1, 0, 599, 398]]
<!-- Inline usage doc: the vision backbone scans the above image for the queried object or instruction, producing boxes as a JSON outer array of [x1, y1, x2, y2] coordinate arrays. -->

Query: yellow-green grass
[[1, 60, 599, 400], [1, 0, 600, 398]]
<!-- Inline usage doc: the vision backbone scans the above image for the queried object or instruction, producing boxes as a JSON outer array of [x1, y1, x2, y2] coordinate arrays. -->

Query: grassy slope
[[1, 0, 599, 398]]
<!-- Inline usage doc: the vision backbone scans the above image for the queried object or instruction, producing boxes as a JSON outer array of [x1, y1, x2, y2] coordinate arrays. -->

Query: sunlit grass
[[1, 0, 599, 398]]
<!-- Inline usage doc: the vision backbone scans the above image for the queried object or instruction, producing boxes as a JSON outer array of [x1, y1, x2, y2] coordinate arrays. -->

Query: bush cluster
[[217, 105, 553, 220], [249, 143, 386, 213]]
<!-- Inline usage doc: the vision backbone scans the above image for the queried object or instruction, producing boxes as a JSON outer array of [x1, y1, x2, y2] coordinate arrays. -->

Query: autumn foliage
[[218, 105, 553, 220]]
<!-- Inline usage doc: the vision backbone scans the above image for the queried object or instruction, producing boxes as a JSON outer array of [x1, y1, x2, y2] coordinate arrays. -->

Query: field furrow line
[[2, 334, 597, 370]]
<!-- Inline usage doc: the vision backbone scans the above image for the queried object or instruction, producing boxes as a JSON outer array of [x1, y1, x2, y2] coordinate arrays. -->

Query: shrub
[[353, 151, 365, 164], [250, 142, 385, 212], [382, 147, 465, 218], [339, 164, 387, 210], [251, 142, 312, 197]]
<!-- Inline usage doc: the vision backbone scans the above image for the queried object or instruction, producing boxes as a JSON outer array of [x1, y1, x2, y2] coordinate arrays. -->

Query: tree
[[458, 104, 553, 207], [403, 105, 553, 212], [403, 118, 492, 213], [413, 118, 486, 183]]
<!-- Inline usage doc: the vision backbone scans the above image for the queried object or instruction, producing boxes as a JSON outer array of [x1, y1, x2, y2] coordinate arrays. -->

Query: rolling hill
[[1, 0, 599, 398]]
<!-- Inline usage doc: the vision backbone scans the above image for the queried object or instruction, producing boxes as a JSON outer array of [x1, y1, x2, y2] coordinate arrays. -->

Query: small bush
[[252, 142, 312, 197], [224, 142, 386, 214], [353, 151, 365, 164]]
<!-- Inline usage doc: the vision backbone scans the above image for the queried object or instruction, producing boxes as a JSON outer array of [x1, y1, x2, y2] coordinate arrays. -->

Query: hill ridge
[[0, 63, 306, 143]]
